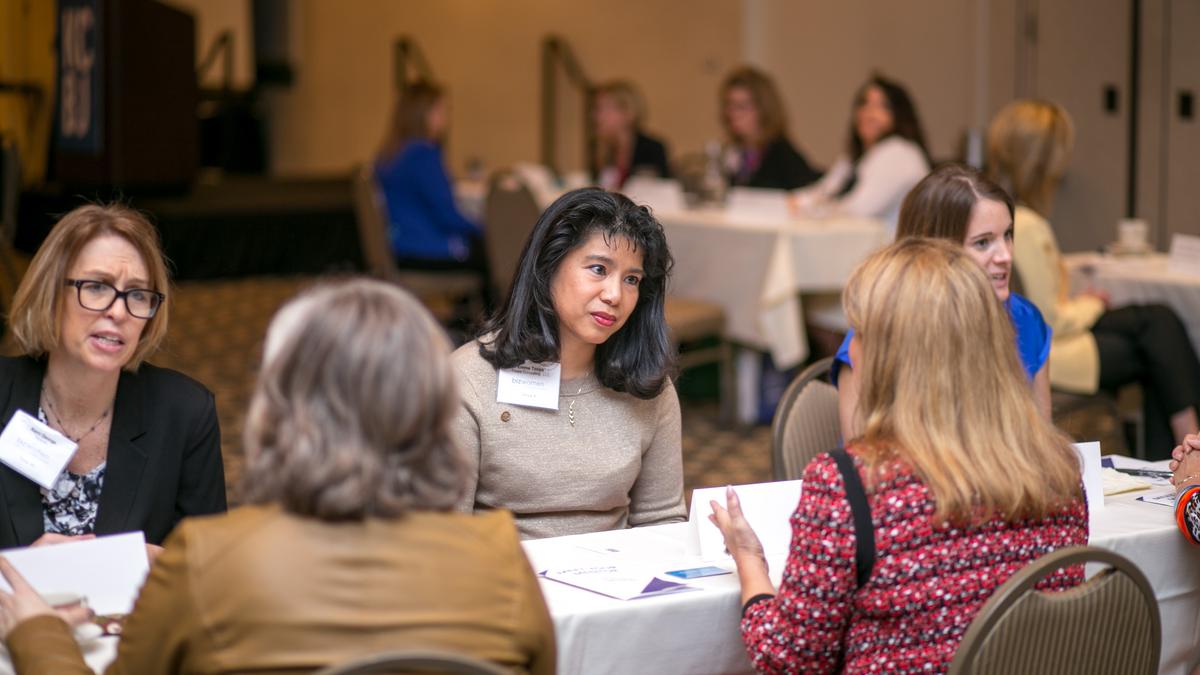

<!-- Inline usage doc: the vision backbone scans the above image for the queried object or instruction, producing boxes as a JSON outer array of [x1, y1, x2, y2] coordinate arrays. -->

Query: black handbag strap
[[831, 449, 875, 589]]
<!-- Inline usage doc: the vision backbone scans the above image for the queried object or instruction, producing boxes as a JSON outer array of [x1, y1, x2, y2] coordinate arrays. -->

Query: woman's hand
[[0, 558, 91, 641], [1080, 288, 1111, 309], [1173, 441, 1200, 492], [146, 544, 164, 565], [708, 487, 766, 567], [1170, 434, 1200, 475], [31, 533, 94, 547]]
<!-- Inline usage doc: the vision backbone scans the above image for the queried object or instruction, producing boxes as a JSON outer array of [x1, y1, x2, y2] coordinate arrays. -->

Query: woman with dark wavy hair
[[795, 74, 931, 233], [0, 280, 555, 674], [451, 187, 686, 539]]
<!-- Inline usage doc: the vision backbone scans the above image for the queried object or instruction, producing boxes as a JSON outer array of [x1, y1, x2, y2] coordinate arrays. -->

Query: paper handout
[[541, 564, 697, 601], [689, 480, 803, 560], [0, 531, 149, 614]]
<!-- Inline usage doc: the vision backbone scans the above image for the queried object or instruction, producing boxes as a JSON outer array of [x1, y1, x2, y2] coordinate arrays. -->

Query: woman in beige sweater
[[452, 188, 686, 539], [989, 100, 1200, 458]]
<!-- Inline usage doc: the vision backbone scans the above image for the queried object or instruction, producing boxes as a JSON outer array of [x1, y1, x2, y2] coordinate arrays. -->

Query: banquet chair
[[313, 649, 510, 675], [483, 169, 541, 298], [948, 546, 1160, 675], [664, 295, 735, 425], [771, 357, 839, 480], [351, 164, 483, 320]]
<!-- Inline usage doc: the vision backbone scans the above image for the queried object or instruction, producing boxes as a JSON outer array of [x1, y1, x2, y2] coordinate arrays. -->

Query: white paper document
[[622, 177, 686, 213], [0, 410, 79, 490], [725, 187, 791, 222], [1167, 233, 1200, 276], [0, 532, 149, 614], [1074, 442, 1105, 513], [496, 361, 561, 410], [1137, 490, 1177, 508], [690, 480, 803, 560], [541, 563, 697, 601]]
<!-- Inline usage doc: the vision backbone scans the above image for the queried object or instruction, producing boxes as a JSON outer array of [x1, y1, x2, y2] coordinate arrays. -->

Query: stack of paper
[[541, 564, 696, 601]]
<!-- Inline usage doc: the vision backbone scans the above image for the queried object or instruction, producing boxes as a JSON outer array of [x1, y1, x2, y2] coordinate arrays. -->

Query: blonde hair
[[8, 204, 170, 370], [593, 80, 646, 128], [986, 100, 1075, 216], [240, 279, 467, 520], [843, 238, 1081, 523], [592, 80, 648, 174]]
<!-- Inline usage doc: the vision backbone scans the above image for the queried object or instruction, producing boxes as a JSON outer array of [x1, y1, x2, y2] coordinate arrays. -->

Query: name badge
[[496, 362, 561, 410], [0, 410, 79, 489]]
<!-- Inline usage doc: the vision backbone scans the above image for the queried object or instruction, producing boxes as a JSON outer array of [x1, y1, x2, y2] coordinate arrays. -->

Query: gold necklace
[[566, 376, 589, 427]]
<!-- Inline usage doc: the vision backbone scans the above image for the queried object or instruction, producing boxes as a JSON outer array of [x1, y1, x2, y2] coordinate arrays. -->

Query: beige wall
[[753, 0, 984, 167], [263, 0, 743, 177]]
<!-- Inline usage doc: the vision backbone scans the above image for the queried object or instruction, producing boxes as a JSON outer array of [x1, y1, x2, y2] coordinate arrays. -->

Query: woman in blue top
[[374, 80, 490, 302], [835, 163, 1052, 435]]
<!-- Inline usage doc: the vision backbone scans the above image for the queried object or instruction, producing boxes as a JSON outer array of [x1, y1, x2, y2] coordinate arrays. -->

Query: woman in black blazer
[[0, 204, 225, 556], [720, 66, 820, 190], [591, 80, 671, 189]]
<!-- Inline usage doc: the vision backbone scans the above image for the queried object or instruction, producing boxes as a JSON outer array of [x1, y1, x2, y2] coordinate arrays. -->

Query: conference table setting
[[1065, 243, 1200, 358], [4, 454, 1197, 675]]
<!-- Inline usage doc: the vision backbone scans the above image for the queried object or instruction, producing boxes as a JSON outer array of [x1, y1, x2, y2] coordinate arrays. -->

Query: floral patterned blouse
[[37, 407, 106, 536]]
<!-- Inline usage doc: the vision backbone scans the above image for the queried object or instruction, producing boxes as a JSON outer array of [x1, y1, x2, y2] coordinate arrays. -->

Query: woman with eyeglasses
[[0, 204, 226, 559]]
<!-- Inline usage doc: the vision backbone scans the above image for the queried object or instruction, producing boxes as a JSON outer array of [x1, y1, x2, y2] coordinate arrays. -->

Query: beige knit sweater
[[450, 341, 687, 540]]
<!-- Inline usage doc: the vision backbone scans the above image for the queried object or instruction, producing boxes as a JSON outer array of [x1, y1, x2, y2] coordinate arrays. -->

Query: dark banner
[[57, 0, 103, 154]]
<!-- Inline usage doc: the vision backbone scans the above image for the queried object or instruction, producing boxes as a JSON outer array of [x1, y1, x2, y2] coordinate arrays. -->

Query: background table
[[657, 208, 888, 369], [523, 488, 1200, 675], [1065, 252, 1200, 357]]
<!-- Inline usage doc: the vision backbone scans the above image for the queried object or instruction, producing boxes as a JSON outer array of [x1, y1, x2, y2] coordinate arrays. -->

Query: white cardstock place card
[[496, 361, 562, 410], [689, 480, 803, 560], [1074, 441, 1104, 513], [1167, 233, 1200, 276], [0, 410, 79, 490]]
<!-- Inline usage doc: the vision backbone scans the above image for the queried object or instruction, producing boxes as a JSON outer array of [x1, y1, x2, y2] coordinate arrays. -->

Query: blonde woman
[[0, 280, 555, 673], [590, 80, 670, 190], [711, 238, 1087, 673], [989, 99, 1200, 457]]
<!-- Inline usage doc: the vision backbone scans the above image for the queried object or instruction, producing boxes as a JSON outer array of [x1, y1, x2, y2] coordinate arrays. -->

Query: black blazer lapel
[[0, 358, 51, 546], [94, 369, 148, 535]]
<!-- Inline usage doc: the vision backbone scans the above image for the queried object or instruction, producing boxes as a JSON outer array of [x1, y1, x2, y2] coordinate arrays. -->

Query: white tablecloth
[[1065, 252, 1200, 358], [2, 487, 1194, 675], [656, 208, 888, 368], [523, 490, 1200, 675]]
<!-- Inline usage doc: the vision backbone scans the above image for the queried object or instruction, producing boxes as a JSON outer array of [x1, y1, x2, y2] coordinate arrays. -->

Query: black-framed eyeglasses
[[64, 279, 164, 319]]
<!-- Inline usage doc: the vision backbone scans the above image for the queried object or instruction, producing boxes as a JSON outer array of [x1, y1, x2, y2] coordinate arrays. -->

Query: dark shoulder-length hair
[[848, 75, 930, 164], [897, 163, 1014, 242], [478, 188, 674, 399]]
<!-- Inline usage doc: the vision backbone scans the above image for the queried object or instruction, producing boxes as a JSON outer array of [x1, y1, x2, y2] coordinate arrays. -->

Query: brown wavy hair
[[8, 203, 170, 370], [241, 279, 467, 519], [897, 163, 1014, 242], [719, 65, 789, 147], [843, 238, 1081, 523]]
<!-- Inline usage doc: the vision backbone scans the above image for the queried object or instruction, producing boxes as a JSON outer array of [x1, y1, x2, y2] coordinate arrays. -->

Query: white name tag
[[496, 362, 561, 410], [0, 410, 79, 490]]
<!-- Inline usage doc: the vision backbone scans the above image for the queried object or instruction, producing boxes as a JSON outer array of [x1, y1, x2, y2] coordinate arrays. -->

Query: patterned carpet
[[35, 274, 772, 505]]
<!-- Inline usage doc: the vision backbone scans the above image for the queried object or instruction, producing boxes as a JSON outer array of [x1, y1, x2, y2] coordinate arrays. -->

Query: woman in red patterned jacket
[[711, 238, 1088, 674]]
